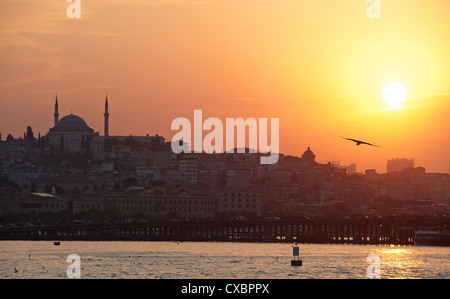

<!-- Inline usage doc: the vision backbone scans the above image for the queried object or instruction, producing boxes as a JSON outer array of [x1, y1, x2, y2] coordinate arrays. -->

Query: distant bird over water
[[340, 137, 381, 147]]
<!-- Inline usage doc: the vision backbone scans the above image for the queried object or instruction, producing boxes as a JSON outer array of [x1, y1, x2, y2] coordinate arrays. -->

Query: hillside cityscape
[[1, 97, 449, 224]]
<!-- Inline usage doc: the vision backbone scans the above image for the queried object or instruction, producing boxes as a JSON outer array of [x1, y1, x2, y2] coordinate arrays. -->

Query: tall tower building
[[104, 94, 110, 137], [54, 94, 59, 126]]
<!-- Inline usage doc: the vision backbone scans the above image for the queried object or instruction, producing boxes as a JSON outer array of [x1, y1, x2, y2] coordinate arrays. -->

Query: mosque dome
[[57, 114, 88, 127], [50, 114, 94, 133]]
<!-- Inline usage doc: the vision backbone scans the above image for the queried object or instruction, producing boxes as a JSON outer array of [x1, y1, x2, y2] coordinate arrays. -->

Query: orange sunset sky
[[0, 0, 449, 173]]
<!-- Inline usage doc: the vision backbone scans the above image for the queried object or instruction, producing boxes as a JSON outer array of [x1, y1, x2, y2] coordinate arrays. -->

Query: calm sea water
[[0, 241, 448, 279]]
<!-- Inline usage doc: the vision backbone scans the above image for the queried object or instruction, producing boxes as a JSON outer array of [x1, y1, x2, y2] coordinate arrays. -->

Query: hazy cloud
[[224, 97, 255, 103], [99, 0, 215, 7]]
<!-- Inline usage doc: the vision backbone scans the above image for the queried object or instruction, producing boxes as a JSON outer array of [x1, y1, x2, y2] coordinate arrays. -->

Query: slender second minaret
[[54, 94, 59, 126], [104, 94, 109, 137]]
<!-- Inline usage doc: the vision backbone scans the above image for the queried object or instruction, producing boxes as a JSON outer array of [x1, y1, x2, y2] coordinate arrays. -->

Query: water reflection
[[374, 245, 445, 279], [0, 241, 448, 279]]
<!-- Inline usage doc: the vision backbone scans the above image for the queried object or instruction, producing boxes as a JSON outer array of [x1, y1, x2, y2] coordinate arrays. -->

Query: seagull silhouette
[[340, 137, 381, 147]]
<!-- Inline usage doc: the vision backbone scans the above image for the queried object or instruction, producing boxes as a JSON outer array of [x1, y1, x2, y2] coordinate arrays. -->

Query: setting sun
[[382, 82, 408, 109]]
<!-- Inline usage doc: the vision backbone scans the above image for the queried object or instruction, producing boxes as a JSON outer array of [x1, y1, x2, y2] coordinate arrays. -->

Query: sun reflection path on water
[[374, 244, 443, 279]]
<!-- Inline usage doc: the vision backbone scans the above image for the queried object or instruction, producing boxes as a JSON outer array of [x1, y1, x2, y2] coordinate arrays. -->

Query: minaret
[[104, 94, 109, 137], [54, 94, 59, 126]]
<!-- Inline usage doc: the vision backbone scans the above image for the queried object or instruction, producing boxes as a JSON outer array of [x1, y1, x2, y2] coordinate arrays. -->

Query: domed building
[[301, 146, 316, 166], [44, 94, 163, 155], [46, 96, 99, 152], [55, 114, 92, 130]]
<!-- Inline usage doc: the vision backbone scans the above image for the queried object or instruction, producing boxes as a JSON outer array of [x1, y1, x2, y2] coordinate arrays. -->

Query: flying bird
[[340, 137, 381, 147]]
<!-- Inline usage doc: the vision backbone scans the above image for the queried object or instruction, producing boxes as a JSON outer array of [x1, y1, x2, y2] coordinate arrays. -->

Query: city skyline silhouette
[[0, 0, 449, 173]]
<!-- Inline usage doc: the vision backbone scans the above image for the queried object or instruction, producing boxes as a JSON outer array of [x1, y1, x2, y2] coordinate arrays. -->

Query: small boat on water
[[414, 227, 450, 246], [53, 241, 60, 246]]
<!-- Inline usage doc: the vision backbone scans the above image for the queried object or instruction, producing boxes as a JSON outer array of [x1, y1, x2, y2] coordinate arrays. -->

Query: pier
[[0, 217, 448, 245]]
